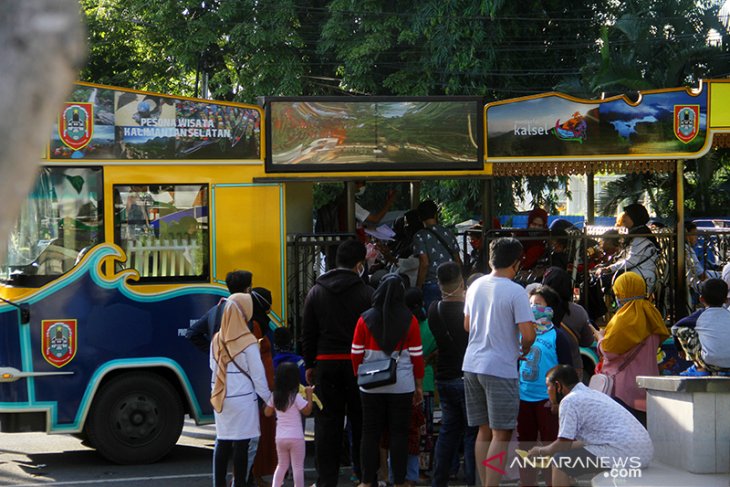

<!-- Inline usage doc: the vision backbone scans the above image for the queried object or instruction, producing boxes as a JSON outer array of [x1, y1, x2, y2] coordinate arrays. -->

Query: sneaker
[[680, 365, 710, 376]]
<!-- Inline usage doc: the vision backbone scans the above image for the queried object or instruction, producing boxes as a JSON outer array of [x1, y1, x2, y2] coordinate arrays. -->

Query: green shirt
[[419, 318, 437, 393]]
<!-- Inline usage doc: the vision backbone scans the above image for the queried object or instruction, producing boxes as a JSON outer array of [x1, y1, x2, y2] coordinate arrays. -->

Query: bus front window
[[1, 167, 104, 286]]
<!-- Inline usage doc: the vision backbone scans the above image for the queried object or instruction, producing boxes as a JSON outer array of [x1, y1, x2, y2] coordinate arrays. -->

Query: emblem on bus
[[673, 105, 699, 144], [59, 102, 93, 151], [42, 320, 77, 368]]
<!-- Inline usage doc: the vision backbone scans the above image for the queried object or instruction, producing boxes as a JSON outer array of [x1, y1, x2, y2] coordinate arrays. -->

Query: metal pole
[[410, 182, 420, 209], [346, 181, 356, 233], [586, 173, 595, 225], [483, 178, 493, 229], [675, 160, 686, 319]]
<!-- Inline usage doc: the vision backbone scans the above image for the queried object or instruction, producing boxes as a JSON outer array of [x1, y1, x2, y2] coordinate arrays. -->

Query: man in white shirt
[[528, 365, 653, 487], [463, 237, 536, 486]]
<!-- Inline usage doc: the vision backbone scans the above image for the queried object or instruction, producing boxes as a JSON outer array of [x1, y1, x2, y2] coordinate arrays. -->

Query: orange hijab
[[602, 272, 669, 355], [211, 293, 257, 413]]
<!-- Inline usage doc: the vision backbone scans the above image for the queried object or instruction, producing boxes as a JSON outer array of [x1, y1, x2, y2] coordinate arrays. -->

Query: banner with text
[[50, 84, 261, 161]]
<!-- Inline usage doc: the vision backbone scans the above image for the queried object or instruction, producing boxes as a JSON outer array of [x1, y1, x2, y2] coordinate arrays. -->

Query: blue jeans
[[432, 378, 477, 487], [422, 282, 442, 311]]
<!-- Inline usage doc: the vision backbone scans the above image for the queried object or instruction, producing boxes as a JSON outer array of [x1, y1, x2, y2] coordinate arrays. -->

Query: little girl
[[264, 362, 314, 487]]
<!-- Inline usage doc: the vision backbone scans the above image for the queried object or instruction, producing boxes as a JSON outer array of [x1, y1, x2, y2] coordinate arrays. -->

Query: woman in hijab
[[210, 293, 272, 487], [598, 203, 659, 293], [249, 287, 277, 484], [351, 275, 425, 487], [597, 272, 669, 425], [522, 207, 549, 270], [542, 267, 594, 348]]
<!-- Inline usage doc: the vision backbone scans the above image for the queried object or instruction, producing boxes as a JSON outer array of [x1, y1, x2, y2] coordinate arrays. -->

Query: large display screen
[[266, 98, 482, 172]]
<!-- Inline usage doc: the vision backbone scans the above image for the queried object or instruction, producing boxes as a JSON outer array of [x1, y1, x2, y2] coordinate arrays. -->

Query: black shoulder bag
[[357, 336, 405, 390]]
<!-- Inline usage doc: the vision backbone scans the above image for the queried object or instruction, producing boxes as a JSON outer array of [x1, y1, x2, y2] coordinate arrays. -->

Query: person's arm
[[407, 317, 425, 381], [364, 189, 396, 224], [413, 377, 424, 406], [416, 254, 429, 288], [263, 397, 275, 417], [351, 317, 366, 375], [572, 306, 595, 347], [301, 386, 314, 416], [607, 238, 654, 274], [185, 310, 212, 352], [412, 233, 429, 288], [241, 345, 272, 403], [518, 321, 536, 357], [464, 313, 470, 332], [554, 329, 574, 366], [528, 437, 575, 457], [672, 309, 703, 332]]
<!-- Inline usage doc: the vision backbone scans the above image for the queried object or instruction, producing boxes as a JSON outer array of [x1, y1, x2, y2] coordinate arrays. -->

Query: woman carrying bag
[[596, 272, 669, 426], [351, 275, 425, 487], [210, 293, 272, 487]]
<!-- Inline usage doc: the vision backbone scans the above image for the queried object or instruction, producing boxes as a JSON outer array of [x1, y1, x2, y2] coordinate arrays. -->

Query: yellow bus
[[1, 79, 728, 464]]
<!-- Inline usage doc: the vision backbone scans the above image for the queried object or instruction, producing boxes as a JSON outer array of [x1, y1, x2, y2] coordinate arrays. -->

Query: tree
[[0, 1, 86, 258], [79, 1, 729, 221]]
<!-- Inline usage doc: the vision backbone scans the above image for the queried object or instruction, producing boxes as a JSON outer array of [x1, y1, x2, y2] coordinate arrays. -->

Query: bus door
[[211, 182, 285, 327]]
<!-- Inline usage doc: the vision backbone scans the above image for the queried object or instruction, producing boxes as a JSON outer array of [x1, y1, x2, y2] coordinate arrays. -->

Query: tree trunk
[[0, 1, 86, 259]]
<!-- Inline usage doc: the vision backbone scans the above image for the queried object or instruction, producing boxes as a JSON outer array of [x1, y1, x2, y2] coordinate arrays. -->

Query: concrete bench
[[637, 376, 730, 474]]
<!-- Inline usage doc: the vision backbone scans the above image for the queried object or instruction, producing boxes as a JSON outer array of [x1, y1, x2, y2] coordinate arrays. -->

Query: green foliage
[[80, 0, 730, 221]]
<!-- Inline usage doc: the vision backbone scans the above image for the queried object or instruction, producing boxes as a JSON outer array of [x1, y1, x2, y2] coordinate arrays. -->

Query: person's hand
[[386, 189, 397, 202], [305, 368, 315, 386], [305, 385, 315, 399], [592, 326, 604, 341], [413, 387, 423, 406], [527, 446, 545, 458]]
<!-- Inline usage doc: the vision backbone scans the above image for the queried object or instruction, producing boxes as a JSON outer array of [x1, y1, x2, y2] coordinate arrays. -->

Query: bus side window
[[0, 167, 104, 287], [113, 184, 209, 282]]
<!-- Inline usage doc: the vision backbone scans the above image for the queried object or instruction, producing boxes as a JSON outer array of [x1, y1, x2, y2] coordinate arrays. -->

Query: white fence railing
[[126, 237, 200, 277]]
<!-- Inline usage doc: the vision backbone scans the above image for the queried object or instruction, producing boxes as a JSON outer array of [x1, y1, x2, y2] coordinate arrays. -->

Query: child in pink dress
[[264, 362, 314, 487]]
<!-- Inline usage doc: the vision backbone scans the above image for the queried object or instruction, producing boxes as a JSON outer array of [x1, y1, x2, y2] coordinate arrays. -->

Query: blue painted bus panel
[[0, 244, 225, 428], [30, 272, 221, 425], [0, 309, 28, 403]]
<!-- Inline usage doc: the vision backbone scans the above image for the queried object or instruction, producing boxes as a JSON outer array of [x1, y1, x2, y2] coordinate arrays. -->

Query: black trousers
[[360, 392, 413, 486], [314, 360, 363, 487], [213, 438, 250, 487]]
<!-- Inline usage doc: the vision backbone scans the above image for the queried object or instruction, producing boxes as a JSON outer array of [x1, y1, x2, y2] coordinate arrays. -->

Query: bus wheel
[[85, 372, 184, 464]]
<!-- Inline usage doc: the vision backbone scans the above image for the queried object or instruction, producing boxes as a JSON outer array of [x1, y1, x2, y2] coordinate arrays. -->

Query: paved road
[[0, 418, 360, 487], [0, 419, 216, 486]]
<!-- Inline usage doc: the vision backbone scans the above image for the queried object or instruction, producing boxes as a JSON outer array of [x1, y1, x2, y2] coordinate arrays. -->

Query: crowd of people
[[187, 196, 730, 487]]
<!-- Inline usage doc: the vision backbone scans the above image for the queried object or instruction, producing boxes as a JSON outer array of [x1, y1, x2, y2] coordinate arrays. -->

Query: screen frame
[[264, 96, 484, 173]]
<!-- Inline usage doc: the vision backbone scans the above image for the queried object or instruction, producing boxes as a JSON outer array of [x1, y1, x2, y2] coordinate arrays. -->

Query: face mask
[[357, 263, 366, 277], [531, 304, 554, 332], [356, 186, 366, 196]]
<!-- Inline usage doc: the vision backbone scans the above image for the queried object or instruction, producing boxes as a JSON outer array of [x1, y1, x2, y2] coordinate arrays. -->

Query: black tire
[[85, 372, 184, 464]]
